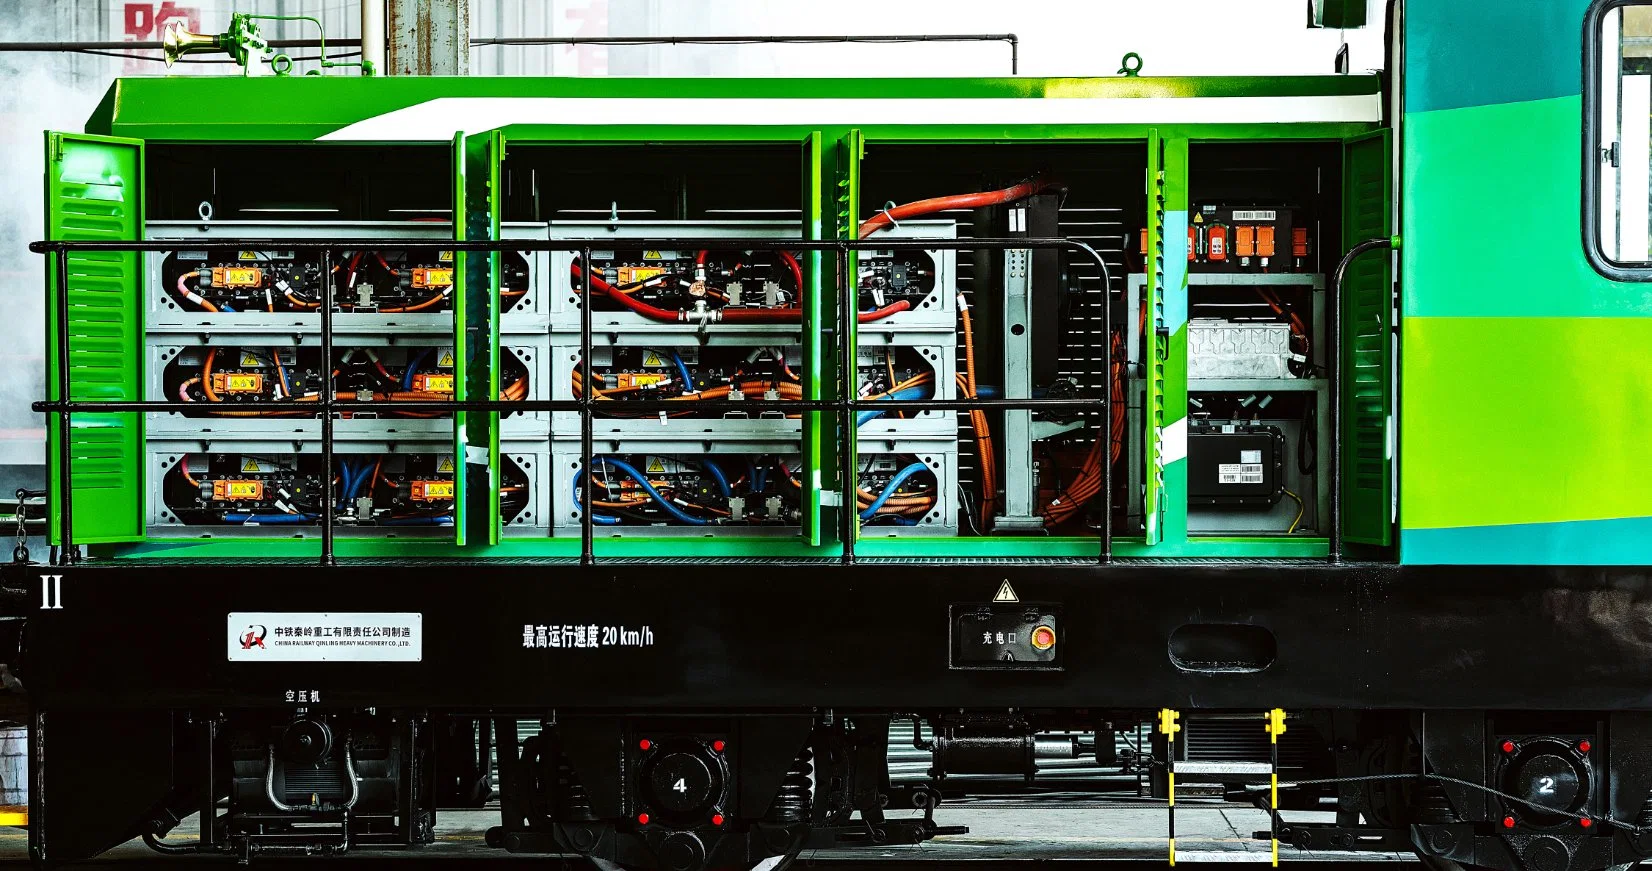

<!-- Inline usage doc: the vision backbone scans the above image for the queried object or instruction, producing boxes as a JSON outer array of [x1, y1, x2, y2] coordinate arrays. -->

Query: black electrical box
[[1188, 425, 1285, 507], [1189, 204, 1307, 273]]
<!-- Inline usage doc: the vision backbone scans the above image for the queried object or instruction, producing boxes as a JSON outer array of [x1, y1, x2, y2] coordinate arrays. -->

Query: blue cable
[[383, 514, 454, 526], [570, 467, 624, 525], [866, 515, 919, 526], [402, 349, 431, 390], [746, 460, 761, 494], [668, 351, 694, 391], [593, 457, 709, 526], [351, 460, 378, 500], [859, 462, 931, 521], [701, 459, 731, 497], [336, 462, 358, 509], [857, 385, 933, 426], [225, 512, 317, 524], [976, 385, 1001, 398], [273, 352, 291, 398]]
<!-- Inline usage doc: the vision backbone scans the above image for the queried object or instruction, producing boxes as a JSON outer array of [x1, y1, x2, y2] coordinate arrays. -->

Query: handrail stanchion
[[319, 247, 336, 566], [53, 247, 74, 565], [580, 245, 596, 566]]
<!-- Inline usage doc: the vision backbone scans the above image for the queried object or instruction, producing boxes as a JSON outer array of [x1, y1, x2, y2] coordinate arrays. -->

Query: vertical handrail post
[[579, 245, 595, 566], [319, 247, 336, 566]]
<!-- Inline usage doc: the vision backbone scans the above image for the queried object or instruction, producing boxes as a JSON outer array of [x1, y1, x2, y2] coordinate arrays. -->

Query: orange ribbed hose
[[857, 178, 1058, 238]]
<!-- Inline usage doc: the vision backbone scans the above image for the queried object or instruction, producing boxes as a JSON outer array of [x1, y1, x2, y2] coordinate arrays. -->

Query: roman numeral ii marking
[[40, 574, 62, 610]]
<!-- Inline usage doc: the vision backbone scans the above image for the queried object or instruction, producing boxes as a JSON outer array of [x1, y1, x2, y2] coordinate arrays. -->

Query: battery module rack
[[154, 344, 505, 416], [158, 247, 530, 313], [574, 346, 803, 416], [574, 454, 805, 528], [161, 452, 456, 529]]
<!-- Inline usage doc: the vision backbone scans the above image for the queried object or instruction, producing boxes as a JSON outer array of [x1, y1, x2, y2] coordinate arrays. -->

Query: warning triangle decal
[[993, 580, 1019, 603]]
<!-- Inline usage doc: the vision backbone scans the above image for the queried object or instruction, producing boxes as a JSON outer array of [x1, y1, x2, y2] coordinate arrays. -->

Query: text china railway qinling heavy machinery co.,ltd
[[12, 2, 1652, 870]]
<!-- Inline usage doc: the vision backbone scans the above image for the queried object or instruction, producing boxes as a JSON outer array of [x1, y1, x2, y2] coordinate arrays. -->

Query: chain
[[12, 488, 37, 564]]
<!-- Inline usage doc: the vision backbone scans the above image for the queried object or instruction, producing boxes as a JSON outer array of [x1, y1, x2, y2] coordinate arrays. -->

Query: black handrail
[[1328, 236, 1393, 565], [31, 235, 1114, 566]]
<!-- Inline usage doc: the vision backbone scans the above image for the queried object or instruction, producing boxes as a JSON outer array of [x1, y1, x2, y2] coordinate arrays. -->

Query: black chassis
[[10, 560, 1652, 870]]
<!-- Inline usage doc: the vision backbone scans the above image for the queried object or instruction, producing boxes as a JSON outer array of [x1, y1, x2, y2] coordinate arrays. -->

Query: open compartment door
[[1142, 130, 1170, 545], [45, 132, 146, 544], [455, 130, 505, 546], [1340, 129, 1394, 547], [826, 129, 864, 549], [801, 130, 826, 546]]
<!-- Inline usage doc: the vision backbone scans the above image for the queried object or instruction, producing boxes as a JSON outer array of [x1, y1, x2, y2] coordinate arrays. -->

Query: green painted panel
[[1144, 130, 1167, 544], [833, 129, 864, 548], [89, 75, 1382, 141], [801, 130, 825, 546], [1342, 129, 1393, 546], [455, 130, 502, 546], [1403, 95, 1652, 319], [45, 132, 146, 544], [1400, 316, 1652, 531]]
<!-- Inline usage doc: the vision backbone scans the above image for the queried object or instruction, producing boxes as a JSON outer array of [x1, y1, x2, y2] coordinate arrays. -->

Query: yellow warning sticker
[[239, 351, 262, 367], [436, 455, 456, 473], [237, 250, 258, 261], [438, 250, 454, 262], [241, 458, 262, 473], [642, 250, 664, 260], [1193, 212, 1205, 224], [641, 350, 665, 367], [437, 350, 455, 368], [645, 458, 666, 474]]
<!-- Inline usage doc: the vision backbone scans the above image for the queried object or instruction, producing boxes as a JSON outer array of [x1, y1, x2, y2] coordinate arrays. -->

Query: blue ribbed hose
[[570, 468, 623, 525], [668, 351, 694, 391], [859, 462, 931, 520], [701, 459, 731, 497], [402, 349, 431, 390], [857, 385, 933, 426], [225, 513, 317, 524]]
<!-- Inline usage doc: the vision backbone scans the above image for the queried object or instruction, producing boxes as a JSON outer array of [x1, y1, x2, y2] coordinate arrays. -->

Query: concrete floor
[[0, 796, 1416, 865]]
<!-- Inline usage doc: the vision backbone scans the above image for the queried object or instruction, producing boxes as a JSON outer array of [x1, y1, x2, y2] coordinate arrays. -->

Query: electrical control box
[[1187, 205, 1309, 273], [1187, 425, 1285, 508]]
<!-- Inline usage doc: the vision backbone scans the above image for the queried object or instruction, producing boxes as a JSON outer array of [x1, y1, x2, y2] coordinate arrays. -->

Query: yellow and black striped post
[[1160, 708, 1181, 865], [1265, 708, 1288, 867]]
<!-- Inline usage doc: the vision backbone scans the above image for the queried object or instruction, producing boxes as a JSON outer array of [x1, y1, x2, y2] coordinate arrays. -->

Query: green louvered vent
[[1340, 132, 1393, 547], [47, 134, 145, 543]]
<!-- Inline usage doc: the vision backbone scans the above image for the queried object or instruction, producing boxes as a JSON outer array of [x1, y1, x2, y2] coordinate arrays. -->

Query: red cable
[[857, 177, 1059, 238], [572, 262, 909, 324], [777, 250, 804, 292], [571, 263, 683, 322]]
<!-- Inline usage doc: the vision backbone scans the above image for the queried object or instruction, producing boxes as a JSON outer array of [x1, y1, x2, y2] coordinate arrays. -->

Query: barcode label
[[1231, 210, 1278, 222], [1217, 463, 1265, 484]]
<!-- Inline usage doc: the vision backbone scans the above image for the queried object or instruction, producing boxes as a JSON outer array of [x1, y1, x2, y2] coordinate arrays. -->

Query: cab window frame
[[1585, 0, 1652, 280]]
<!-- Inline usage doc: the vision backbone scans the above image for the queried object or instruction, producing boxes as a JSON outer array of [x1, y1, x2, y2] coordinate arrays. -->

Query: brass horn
[[161, 21, 226, 67]]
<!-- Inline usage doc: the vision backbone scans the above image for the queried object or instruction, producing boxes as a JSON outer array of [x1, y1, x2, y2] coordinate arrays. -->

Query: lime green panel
[[1400, 317, 1652, 530], [801, 130, 825, 546], [456, 131, 502, 546], [1342, 130, 1393, 545], [99, 533, 1328, 560], [833, 129, 864, 547], [1403, 95, 1652, 319], [89, 76, 1381, 141], [45, 132, 145, 544], [1144, 131, 1166, 543]]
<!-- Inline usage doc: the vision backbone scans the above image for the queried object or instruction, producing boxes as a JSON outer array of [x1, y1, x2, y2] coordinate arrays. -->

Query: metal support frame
[[31, 235, 1115, 564], [387, 0, 469, 76]]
